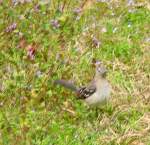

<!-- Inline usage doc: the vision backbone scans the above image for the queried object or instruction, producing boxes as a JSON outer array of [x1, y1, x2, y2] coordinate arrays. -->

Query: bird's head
[[92, 60, 107, 78]]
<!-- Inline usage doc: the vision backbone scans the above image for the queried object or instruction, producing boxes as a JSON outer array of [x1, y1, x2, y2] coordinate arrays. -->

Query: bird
[[54, 61, 111, 106]]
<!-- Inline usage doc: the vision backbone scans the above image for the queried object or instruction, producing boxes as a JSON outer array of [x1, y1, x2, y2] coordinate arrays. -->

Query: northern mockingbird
[[54, 61, 111, 106]]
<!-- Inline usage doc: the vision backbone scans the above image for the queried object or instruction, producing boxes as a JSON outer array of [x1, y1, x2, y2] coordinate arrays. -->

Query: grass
[[0, 0, 150, 144]]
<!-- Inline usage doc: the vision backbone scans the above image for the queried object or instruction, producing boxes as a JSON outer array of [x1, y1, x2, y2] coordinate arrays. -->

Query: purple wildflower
[[34, 4, 40, 12], [5, 23, 17, 33], [127, 0, 135, 6], [12, 0, 32, 6], [50, 19, 60, 29], [73, 8, 82, 14]]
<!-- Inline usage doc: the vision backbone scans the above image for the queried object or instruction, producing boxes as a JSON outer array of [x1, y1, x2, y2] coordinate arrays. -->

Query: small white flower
[[145, 37, 150, 42], [111, 12, 115, 16], [39, 0, 50, 5], [128, 9, 135, 13], [113, 27, 117, 33], [128, 24, 131, 27], [101, 27, 107, 33], [36, 70, 42, 77], [75, 16, 81, 21]]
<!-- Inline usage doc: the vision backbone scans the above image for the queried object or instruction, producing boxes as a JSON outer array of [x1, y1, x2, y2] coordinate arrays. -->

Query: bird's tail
[[54, 79, 78, 92]]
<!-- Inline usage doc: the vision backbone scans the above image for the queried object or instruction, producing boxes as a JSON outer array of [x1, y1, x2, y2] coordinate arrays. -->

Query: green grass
[[0, 0, 150, 145]]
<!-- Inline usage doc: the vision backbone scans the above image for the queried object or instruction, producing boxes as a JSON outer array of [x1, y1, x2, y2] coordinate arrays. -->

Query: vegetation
[[0, 0, 150, 144]]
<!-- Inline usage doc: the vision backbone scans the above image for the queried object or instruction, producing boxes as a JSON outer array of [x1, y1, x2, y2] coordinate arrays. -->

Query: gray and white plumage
[[54, 61, 111, 106]]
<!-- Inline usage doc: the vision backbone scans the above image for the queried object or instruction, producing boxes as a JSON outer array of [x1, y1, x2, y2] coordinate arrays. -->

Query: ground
[[0, 0, 150, 145]]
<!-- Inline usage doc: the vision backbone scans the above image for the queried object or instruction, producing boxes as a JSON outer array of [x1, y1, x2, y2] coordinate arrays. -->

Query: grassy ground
[[0, 0, 150, 144]]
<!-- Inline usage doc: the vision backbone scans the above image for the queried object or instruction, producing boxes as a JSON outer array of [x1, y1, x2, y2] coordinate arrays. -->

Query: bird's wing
[[77, 80, 96, 99]]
